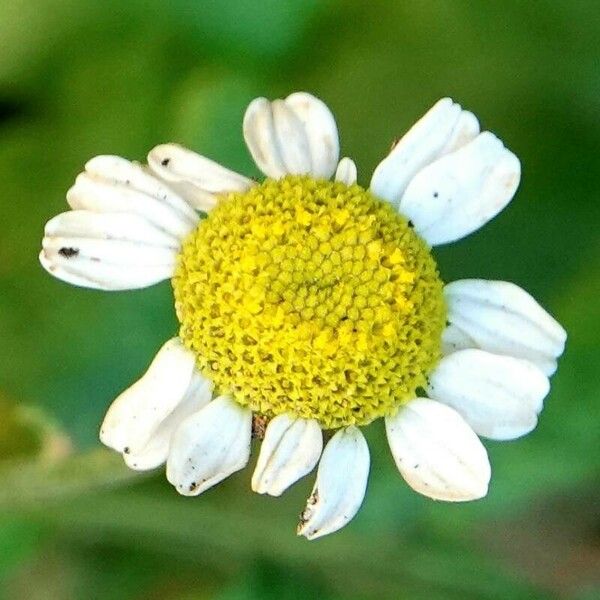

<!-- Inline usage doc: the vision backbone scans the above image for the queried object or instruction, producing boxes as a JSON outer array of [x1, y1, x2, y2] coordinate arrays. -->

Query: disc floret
[[173, 175, 445, 429]]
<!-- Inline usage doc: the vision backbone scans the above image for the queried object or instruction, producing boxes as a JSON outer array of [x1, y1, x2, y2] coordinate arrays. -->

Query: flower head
[[40, 92, 566, 540]]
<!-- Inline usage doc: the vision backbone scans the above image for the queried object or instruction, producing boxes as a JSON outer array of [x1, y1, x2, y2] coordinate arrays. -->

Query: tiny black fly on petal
[[58, 247, 79, 258]]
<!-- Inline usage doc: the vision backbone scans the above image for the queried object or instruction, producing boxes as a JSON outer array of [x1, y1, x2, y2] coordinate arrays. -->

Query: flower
[[40, 93, 566, 540]]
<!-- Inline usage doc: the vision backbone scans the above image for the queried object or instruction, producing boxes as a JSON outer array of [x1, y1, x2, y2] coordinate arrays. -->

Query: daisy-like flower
[[40, 93, 566, 540]]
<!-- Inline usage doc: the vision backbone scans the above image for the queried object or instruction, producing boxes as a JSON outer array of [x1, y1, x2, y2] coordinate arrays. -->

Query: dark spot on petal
[[58, 247, 79, 258], [161, 158, 170, 166]]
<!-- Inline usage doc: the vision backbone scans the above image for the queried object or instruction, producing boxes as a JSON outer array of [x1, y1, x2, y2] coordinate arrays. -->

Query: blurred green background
[[0, 1, 599, 598]]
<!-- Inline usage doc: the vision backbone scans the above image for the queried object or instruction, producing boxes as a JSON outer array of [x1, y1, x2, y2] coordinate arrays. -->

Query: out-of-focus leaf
[[478, 486, 599, 599], [0, 398, 71, 464], [0, 449, 138, 511], [573, 587, 600, 600], [0, 518, 46, 581], [12, 476, 555, 600], [214, 562, 335, 600]]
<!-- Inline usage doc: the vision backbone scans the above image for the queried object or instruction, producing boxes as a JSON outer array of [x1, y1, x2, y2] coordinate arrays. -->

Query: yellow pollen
[[173, 175, 446, 429]]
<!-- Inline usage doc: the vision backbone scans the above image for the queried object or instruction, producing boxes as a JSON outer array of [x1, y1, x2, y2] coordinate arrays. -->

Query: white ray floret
[[271, 99, 313, 174], [166, 396, 252, 496], [68, 155, 198, 240], [39, 250, 175, 291], [439, 109, 480, 155], [40, 210, 182, 290], [42, 155, 201, 290], [335, 157, 358, 185], [123, 370, 213, 470], [43, 210, 180, 248], [398, 132, 520, 245], [386, 398, 491, 501], [443, 279, 567, 375], [243, 92, 339, 179], [441, 323, 478, 356], [252, 414, 323, 497], [427, 349, 550, 440], [42, 236, 176, 269], [243, 98, 286, 178], [284, 92, 340, 179], [297, 426, 369, 540], [147, 143, 254, 212], [370, 98, 479, 205], [100, 338, 213, 470]]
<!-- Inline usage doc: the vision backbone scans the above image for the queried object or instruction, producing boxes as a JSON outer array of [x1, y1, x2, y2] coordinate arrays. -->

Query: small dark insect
[[58, 247, 79, 258], [161, 158, 170, 166], [408, 220, 414, 228]]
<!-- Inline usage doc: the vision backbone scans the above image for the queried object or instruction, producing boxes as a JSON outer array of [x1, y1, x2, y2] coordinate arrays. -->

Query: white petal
[[42, 236, 176, 268], [40, 210, 181, 290], [243, 97, 287, 178], [428, 349, 550, 440], [444, 279, 567, 375], [251, 414, 322, 496], [39, 249, 175, 291], [147, 144, 254, 212], [284, 92, 340, 179], [166, 396, 252, 496], [243, 93, 339, 179], [44, 210, 180, 248], [124, 370, 213, 470], [370, 98, 479, 204], [386, 397, 491, 502], [399, 132, 521, 245], [67, 155, 199, 241], [100, 339, 204, 457], [335, 157, 358, 185], [297, 426, 369, 540], [441, 323, 477, 356], [440, 109, 480, 155], [40, 231, 176, 291], [271, 99, 312, 174]]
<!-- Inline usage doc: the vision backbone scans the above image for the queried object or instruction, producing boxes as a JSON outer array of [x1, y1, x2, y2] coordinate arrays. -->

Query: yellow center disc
[[173, 175, 446, 429]]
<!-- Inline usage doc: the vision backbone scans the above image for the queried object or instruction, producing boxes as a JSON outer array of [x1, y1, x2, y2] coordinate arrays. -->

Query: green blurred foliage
[[0, 1, 598, 598]]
